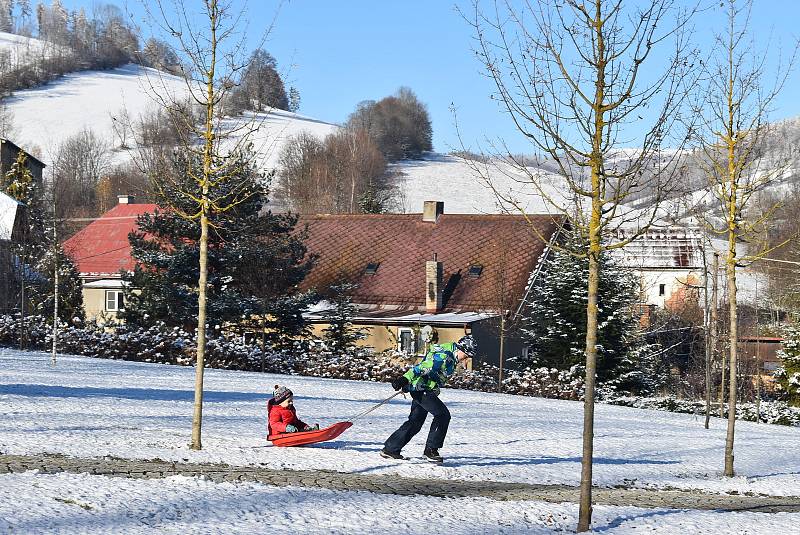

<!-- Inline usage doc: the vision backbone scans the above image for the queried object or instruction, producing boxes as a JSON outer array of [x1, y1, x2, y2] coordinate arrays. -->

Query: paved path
[[2, 453, 799, 513]]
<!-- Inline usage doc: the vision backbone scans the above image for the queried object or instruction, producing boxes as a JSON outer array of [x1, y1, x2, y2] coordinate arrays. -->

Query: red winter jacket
[[267, 399, 308, 435]]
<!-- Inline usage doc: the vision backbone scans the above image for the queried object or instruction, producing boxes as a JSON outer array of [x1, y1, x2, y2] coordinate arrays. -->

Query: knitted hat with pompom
[[273, 385, 293, 404]]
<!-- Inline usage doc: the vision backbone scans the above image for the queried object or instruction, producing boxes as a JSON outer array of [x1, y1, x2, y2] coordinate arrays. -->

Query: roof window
[[365, 262, 380, 275], [468, 264, 483, 277]]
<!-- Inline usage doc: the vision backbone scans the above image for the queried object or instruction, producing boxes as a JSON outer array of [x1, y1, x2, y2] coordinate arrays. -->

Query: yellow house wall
[[309, 322, 470, 355], [83, 287, 119, 322]]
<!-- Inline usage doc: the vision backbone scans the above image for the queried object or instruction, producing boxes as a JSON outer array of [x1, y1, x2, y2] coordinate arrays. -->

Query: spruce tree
[[122, 149, 312, 335], [519, 233, 642, 385], [320, 283, 368, 355], [2, 150, 84, 321], [776, 325, 800, 407]]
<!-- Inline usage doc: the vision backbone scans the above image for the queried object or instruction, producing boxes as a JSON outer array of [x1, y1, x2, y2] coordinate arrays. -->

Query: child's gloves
[[285, 424, 298, 433], [304, 424, 320, 431], [391, 375, 409, 392]]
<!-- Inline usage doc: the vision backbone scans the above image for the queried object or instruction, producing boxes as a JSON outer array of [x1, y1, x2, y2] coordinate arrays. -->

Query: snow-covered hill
[[392, 153, 566, 214], [2, 62, 338, 171], [0, 31, 62, 65]]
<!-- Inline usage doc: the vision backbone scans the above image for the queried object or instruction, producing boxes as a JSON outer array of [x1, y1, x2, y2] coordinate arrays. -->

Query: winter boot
[[380, 448, 407, 460], [423, 447, 443, 463]]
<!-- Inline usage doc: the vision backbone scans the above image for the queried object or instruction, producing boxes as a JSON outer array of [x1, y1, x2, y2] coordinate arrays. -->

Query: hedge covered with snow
[[606, 396, 800, 427], [2, 314, 798, 426]]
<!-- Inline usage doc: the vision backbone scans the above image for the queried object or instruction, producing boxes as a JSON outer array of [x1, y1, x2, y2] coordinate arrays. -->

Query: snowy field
[[1, 349, 799, 533], [1, 349, 799, 496], [2, 471, 798, 535]]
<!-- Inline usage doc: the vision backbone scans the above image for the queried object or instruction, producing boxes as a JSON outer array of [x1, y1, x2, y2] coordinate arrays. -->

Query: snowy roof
[[63, 203, 158, 275], [0, 191, 22, 242], [612, 227, 704, 270], [305, 303, 497, 325], [298, 211, 562, 313], [83, 279, 130, 289]]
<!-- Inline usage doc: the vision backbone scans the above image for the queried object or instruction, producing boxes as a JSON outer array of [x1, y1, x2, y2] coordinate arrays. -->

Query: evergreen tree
[[0, 0, 13, 33], [2, 150, 83, 321], [31, 245, 84, 321], [122, 148, 312, 334], [775, 325, 800, 407], [519, 233, 643, 385], [3, 151, 46, 259], [320, 283, 368, 355]]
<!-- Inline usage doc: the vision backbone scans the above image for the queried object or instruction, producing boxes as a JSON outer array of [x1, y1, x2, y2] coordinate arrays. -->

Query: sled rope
[[348, 391, 403, 423]]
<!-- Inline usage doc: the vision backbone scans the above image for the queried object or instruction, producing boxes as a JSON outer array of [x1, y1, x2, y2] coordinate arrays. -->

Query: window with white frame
[[398, 328, 415, 354], [105, 290, 124, 312]]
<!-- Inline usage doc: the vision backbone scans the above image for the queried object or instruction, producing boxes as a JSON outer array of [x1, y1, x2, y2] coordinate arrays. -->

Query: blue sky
[[61, 1, 800, 154]]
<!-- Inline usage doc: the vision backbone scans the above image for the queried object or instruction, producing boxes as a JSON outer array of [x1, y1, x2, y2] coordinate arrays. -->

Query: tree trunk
[[703, 248, 711, 429], [498, 314, 505, 393], [711, 253, 719, 418], [191, 210, 209, 451], [578, 191, 602, 532], [52, 221, 59, 366], [724, 229, 737, 476], [191, 0, 218, 451]]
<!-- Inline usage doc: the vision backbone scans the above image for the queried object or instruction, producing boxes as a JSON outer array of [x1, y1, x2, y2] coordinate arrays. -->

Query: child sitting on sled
[[268, 385, 319, 434]]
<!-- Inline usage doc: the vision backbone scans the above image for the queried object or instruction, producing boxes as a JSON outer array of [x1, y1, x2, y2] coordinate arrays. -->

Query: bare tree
[[692, 0, 796, 477], [140, 0, 278, 451], [277, 127, 390, 214], [466, 1, 696, 530], [51, 128, 110, 232]]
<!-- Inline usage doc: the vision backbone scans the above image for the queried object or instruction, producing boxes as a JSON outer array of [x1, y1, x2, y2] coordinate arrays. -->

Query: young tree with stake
[[692, 0, 796, 477], [141, 0, 279, 451], [466, 1, 696, 530]]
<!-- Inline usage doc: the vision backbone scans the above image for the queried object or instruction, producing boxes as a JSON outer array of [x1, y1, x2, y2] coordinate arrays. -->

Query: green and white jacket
[[402, 342, 459, 393]]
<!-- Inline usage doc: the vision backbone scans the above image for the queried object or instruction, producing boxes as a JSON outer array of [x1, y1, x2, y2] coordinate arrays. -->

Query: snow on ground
[[1, 471, 798, 535], [2, 349, 799, 499], [3, 63, 338, 172]]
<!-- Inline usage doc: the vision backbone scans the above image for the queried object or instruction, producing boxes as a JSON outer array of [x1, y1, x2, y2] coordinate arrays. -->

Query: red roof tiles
[[298, 213, 561, 312], [63, 204, 157, 275]]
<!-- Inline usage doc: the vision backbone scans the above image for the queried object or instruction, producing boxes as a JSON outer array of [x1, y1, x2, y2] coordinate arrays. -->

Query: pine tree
[[31, 244, 84, 321], [519, 233, 643, 385], [776, 325, 800, 407], [2, 150, 83, 321], [0, 0, 13, 33], [320, 283, 368, 355], [122, 149, 312, 334]]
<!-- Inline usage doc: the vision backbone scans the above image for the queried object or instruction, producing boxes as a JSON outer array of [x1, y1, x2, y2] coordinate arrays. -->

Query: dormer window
[[365, 262, 380, 275], [468, 264, 483, 278]]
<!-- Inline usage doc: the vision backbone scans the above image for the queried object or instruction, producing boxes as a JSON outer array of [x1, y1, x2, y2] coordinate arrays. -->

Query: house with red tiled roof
[[62, 196, 562, 365], [62, 195, 157, 321], [298, 201, 562, 366]]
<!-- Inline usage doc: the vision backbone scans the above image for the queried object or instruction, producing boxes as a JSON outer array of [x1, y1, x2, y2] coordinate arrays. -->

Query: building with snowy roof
[[612, 226, 705, 309]]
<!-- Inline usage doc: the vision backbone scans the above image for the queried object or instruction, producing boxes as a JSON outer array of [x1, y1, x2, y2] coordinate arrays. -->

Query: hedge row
[[2, 314, 797, 426]]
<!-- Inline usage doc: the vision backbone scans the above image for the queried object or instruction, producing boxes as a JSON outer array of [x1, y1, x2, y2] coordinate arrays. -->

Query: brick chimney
[[117, 194, 135, 204], [425, 253, 443, 313], [422, 201, 444, 223]]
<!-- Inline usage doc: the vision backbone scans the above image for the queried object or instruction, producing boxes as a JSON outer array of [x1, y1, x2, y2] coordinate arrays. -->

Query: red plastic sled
[[268, 421, 353, 447]]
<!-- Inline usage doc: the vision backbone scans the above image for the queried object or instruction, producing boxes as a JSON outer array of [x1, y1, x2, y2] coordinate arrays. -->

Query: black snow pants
[[383, 390, 451, 454]]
